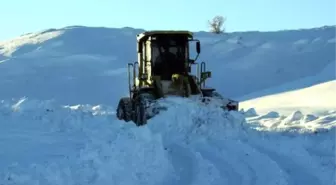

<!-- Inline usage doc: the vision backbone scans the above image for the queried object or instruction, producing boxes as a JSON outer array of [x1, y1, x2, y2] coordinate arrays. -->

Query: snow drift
[[0, 98, 334, 185]]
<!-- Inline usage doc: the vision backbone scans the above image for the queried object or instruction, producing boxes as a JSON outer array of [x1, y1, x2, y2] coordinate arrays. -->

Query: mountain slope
[[237, 57, 335, 101], [241, 79, 336, 115], [0, 26, 335, 106]]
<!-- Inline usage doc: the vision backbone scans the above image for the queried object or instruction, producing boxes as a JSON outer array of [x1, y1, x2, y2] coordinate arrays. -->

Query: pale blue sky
[[1, 0, 335, 40]]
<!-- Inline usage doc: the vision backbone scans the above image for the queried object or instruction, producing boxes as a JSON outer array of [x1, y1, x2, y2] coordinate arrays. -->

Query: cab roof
[[136, 30, 193, 42]]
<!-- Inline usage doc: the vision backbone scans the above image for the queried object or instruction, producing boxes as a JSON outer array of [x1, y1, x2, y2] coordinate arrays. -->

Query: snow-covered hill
[[0, 26, 335, 105], [0, 25, 335, 185], [241, 80, 336, 115]]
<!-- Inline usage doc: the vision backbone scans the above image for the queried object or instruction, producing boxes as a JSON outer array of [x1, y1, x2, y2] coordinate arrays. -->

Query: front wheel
[[132, 93, 156, 126], [116, 97, 132, 122], [134, 99, 146, 126]]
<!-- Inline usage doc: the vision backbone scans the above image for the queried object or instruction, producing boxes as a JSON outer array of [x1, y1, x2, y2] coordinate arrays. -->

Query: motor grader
[[116, 30, 239, 126]]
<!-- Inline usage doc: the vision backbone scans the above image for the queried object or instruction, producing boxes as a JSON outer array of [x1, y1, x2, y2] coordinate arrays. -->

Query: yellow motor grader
[[116, 30, 239, 126]]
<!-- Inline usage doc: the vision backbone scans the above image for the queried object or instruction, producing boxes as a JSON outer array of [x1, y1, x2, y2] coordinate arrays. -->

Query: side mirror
[[196, 41, 201, 54]]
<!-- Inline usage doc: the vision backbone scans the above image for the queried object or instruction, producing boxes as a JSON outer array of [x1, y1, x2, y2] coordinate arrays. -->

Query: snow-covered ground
[[0, 25, 335, 185], [0, 98, 334, 185]]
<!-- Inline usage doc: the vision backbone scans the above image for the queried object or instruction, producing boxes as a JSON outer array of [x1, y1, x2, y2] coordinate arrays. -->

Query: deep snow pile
[[0, 98, 334, 185]]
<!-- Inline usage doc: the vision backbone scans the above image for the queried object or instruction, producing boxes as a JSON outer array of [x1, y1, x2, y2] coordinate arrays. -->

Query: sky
[[1, 0, 335, 40]]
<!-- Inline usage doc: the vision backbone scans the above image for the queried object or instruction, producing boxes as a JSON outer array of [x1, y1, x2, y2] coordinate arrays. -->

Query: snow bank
[[243, 108, 258, 117], [244, 107, 336, 133], [0, 98, 173, 185], [0, 98, 335, 185]]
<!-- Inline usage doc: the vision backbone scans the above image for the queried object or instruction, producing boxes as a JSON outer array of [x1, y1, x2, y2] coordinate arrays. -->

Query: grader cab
[[116, 30, 238, 126]]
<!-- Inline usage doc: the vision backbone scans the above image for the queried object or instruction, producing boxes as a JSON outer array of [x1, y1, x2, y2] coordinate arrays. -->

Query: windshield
[[151, 39, 187, 65], [150, 37, 188, 78]]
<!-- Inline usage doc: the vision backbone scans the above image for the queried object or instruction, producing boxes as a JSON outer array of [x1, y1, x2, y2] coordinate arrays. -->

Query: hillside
[[0, 26, 335, 106], [241, 80, 336, 115]]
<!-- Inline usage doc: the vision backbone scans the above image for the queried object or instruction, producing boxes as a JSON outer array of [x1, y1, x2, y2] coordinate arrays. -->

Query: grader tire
[[116, 97, 132, 122]]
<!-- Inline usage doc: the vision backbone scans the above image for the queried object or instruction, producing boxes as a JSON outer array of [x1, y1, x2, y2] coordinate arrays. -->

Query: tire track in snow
[[165, 143, 197, 185], [305, 146, 335, 184], [249, 142, 323, 185], [191, 143, 243, 185], [202, 139, 289, 185], [167, 138, 288, 185], [166, 143, 233, 185]]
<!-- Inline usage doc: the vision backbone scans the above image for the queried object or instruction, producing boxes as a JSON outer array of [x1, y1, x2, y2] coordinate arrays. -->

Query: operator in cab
[[154, 43, 186, 80]]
